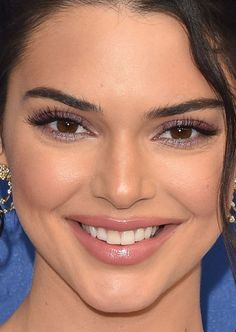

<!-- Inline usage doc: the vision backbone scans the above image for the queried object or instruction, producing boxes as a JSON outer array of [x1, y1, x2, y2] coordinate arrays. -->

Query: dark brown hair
[[0, 0, 236, 276]]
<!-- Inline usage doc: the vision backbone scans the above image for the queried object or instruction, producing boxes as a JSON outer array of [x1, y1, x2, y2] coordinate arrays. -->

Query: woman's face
[[1, 6, 226, 312]]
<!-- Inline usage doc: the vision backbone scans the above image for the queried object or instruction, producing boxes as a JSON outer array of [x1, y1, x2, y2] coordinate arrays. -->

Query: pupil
[[57, 120, 78, 133], [171, 127, 192, 139]]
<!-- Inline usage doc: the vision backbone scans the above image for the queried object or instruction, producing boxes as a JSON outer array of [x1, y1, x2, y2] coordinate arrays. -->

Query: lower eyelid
[[159, 118, 219, 133], [152, 125, 219, 147], [157, 134, 215, 149], [47, 126, 74, 136]]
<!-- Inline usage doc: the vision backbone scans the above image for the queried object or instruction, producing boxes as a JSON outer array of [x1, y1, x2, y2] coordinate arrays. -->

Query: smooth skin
[[0, 5, 229, 332]]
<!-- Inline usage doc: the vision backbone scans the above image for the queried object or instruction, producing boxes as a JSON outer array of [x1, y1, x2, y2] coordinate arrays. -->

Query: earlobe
[[0, 153, 7, 165], [0, 137, 8, 165]]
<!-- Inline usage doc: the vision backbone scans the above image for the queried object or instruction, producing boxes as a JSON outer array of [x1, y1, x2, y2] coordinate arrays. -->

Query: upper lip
[[66, 215, 184, 231]]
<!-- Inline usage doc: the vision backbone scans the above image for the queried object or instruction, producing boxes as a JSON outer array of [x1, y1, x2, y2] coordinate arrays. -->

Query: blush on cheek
[[179, 181, 218, 217], [165, 158, 222, 218], [10, 153, 83, 211]]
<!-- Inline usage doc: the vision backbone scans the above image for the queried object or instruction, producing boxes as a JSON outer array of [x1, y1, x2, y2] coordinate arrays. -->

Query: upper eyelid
[[28, 105, 218, 122], [27, 107, 220, 135], [27, 107, 86, 124], [161, 118, 214, 126], [38, 107, 82, 118], [159, 118, 219, 132]]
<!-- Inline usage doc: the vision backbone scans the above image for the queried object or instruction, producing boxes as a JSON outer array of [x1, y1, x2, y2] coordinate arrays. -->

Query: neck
[[4, 253, 204, 332]]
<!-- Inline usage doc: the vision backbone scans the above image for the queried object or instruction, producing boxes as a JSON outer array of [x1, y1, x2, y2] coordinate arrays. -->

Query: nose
[[91, 138, 156, 209]]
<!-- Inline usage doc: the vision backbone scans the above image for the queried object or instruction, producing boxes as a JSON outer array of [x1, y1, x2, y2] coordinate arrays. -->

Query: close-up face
[[0, 6, 227, 313]]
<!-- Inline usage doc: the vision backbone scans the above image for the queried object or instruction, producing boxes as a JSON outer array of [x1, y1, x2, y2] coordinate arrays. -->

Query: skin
[[0, 5, 230, 332]]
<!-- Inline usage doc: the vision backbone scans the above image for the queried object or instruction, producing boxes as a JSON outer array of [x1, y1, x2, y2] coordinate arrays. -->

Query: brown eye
[[56, 119, 79, 133], [157, 125, 199, 143], [170, 127, 193, 139], [155, 119, 218, 149], [48, 119, 88, 136], [27, 109, 95, 142]]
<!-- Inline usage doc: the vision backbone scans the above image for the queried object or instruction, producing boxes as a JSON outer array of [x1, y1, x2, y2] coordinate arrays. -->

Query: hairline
[[8, 2, 184, 73]]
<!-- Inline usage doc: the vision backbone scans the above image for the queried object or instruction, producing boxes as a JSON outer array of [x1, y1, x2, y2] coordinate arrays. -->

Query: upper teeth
[[81, 224, 159, 245]]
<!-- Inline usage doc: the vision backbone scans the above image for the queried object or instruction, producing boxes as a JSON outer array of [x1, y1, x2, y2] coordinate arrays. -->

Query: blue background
[[0, 209, 236, 331]]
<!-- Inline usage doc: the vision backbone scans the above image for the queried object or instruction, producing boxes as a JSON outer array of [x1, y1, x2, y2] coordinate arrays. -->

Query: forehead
[[12, 6, 215, 105]]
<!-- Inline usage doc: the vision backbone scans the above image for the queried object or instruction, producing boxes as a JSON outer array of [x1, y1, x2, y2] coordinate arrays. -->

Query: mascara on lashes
[[26, 107, 220, 146], [26, 107, 95, 141], [159, 119, 219, 136]]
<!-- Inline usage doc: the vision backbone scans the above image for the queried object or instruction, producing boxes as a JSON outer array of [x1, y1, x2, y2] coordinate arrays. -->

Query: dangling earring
[[0, 164, 15, 235], [228, 180, 236, 224]]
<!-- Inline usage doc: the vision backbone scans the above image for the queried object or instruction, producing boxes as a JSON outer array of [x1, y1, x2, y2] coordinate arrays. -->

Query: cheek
[[13, 161, 72, 210], [160, 150, 223, 218], [5, 139, 92, 211]]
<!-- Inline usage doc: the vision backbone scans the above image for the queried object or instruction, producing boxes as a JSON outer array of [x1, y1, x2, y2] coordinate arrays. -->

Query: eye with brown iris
[[56, 120, 79, 133], [170, 127, 193, 139]]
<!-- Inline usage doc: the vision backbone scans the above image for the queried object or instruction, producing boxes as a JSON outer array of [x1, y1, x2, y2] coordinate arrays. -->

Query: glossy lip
[[66, 215, 183, 231], [66, 215, 184, 266]]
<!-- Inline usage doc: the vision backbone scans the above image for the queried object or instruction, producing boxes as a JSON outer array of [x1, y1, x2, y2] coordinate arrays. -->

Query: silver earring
[[0, 164, 15, 235], [228, 180, 236, 224]]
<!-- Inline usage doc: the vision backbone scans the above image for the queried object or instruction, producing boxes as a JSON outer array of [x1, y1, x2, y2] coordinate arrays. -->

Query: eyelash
[[26, 107, 219, 148], [27, 107, 96, 141], [152, 118, 219, 148]]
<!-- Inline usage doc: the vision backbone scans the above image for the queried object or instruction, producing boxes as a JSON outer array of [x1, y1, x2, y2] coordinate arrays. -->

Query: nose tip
[[91, 174, 156, 210]]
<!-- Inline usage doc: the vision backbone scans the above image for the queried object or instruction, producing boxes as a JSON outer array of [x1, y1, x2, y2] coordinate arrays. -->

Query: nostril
[[91, 173, 156, 210]]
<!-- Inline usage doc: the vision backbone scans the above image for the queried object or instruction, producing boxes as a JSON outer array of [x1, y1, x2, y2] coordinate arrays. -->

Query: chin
[[79, 287, 160, 314], [88, 299, 153, 314]]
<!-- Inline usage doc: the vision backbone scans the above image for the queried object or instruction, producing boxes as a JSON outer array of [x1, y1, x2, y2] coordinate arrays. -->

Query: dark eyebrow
[[24, 87, 102, 113], [145, 98, 224, 120], [24, 87, 224, 119]]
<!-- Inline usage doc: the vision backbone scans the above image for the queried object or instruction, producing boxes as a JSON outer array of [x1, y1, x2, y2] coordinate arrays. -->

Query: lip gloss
[[66, 216, 182, 265]]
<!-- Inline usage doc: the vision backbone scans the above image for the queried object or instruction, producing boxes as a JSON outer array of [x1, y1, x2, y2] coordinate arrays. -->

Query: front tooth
[[97, 227, 107, 241], [107, 230, 121, 244], [89, 226, 97, 238], [144, 227, 152, 239], [121, 231, 135, 245], [134, 228, 145, 242]]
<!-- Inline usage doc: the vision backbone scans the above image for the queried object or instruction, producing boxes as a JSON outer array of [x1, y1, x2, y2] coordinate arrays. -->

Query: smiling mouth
[[68, 216, 182, 264], [79, 223, 165, 245]]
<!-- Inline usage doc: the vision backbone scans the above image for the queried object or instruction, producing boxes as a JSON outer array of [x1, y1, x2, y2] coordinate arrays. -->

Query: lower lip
[[68, 220, 179, 265]]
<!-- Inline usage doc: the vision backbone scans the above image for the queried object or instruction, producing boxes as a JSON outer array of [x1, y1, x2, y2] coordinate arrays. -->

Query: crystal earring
[[0, 164, 15, 235], [228, 179, 236, 224]]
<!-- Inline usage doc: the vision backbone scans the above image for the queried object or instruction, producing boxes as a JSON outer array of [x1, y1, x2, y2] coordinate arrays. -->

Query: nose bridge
[[92, 135, 155, 208], [110, 138, 139, 196]]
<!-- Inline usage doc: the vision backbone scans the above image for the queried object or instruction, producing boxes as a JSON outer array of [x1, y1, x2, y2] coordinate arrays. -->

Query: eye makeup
[[26, 106, 221, 148], [26, 107, 97, 142], [152, 118, 220, 149]]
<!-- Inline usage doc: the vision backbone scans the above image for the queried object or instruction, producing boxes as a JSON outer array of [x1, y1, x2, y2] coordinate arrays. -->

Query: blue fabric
[[0, 211, 34, 322], [201, 237, 236, 331], [0, 210, 236, 331]]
